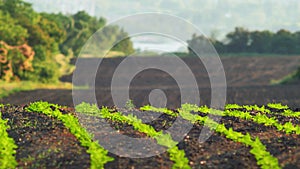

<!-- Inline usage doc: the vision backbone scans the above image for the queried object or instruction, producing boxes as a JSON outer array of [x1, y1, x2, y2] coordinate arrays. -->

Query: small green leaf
[[267, 103, 289, 110], [154, 133, 178, 148]]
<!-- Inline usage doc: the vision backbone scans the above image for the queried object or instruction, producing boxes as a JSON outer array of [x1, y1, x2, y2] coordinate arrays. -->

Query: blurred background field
[[0, 0, 300, 108]]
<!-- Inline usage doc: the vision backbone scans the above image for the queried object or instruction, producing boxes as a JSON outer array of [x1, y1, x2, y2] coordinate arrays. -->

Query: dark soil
[[1, 84, 300, 109], [64, 56, 300, 87], [1, 105, 90, 169], [1, 56, 300, 108], [1, 104, 300, 168]]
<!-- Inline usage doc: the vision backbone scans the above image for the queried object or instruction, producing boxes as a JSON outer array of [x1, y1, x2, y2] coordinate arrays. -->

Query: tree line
[[0, 0, 134, 83], [188, 27, 300, 55]]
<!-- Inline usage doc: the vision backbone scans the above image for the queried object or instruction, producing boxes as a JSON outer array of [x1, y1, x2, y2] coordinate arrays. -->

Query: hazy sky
[[24, 0, 300, 51], [25, 0, 300, 35]]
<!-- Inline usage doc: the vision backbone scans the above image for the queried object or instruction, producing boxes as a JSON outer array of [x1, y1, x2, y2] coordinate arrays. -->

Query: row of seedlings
[[140, 104, 281, 169], [0, 105, 18, 169], [222, 104, 300, 134], [26, 101, 114, 169], [75, 102, 191, 169]]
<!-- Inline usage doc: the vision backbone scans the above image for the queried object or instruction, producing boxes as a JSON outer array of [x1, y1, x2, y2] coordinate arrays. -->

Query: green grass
[[159, 52, 299, 58], [219, 53, 298, 58], [0, 80, 72, 99], [270, 67, 300, 85]]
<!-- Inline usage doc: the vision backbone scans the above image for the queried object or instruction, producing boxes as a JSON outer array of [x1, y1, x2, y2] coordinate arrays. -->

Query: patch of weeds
[[19, 155, 36, 167], [0, 80, 72, 99], [125, 99, 136, 110], [20, 117, 38, 128], [271, 67, 300, 85]]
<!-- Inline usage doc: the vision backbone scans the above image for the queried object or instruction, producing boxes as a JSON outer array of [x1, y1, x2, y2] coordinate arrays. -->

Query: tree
[[187, 34, 210, 56], [271, 29, 296, 54], [294, 31, 300, 54], [61, 11, 107, 56], [226, 27, 251, 53], [0, 41, 35, 81], [112, 29, 134, 55], [0, 11, 28, 45], [187, 27, 300, 55], [0, 0, 135, 83], [0, 0, 62, 83], [249, 30, 273, 53], [41, 10, 134, 57]]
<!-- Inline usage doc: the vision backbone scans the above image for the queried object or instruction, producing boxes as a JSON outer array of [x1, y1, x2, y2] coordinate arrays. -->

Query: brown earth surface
[[66, 56, 300, 87], [1, 85, 300, 109], [1, 104, 300, 168], [1, 56, 300, 108]]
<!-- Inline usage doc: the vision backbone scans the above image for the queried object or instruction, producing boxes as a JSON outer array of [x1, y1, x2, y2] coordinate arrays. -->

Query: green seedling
[[154, 133, 177, 148], [223, 109, 299, 135], [75, 102, 100, 116], [181, 103, 300, 135], [267, 103, 289, 110], [282, 122, 296, 134], [168, 146, 191, 169], [0, 112, 18, 169], [140, 105, 177, 117], [15, 101, 297, 169], [282, 109, 300, 117], [244, 105, 271, 114], [225, 104, 272, 114], [27, 101, 114, 169], [76, 103, 191, 169], [177, 104, 280, 169], [225, 104, 243, 110], [198, 105, 212, 114]]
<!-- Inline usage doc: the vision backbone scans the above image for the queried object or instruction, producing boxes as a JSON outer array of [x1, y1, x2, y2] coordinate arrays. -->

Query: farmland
[[1, 101, 300, 168], [1, 0, 300, 168], [1, 56, 300, 108], [1, 56, 300, 168]]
